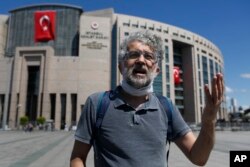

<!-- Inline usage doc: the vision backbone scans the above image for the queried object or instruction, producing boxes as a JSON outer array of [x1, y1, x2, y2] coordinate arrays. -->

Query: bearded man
[[70, 31, 224, 167]]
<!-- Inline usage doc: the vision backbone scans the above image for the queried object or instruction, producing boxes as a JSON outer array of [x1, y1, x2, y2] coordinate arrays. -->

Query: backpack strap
[[156, 95, 173, 134], [95, 91, 110, 130], [156, 95, 173, 163], [93, 91, 110, 160]]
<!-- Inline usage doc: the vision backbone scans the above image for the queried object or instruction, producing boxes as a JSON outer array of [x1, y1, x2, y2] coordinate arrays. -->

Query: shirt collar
[[112, 87, 158, 110]]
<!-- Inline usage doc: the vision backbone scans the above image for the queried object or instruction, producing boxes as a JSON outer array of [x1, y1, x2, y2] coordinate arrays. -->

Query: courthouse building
[[0, 4, 227, 130]]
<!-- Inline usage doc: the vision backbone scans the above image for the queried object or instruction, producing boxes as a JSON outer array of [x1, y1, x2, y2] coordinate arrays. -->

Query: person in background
[[70, 30, 224, 167]]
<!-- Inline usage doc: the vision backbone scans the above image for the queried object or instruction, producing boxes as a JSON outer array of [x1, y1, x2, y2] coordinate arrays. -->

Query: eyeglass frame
[[124, 50, 158, 63]]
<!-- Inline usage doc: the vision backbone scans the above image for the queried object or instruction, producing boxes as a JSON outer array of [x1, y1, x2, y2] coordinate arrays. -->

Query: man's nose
[[136, 54, 146, 63]]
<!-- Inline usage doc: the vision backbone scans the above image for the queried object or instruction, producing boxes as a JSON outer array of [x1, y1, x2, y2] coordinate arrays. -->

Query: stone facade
[[0, 4, 227, 130]]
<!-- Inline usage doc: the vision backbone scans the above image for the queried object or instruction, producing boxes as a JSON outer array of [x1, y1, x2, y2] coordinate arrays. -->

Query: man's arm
[[175, 73, 224, 166], [175, 122, 216, 166], [70, 140, 92, 167]]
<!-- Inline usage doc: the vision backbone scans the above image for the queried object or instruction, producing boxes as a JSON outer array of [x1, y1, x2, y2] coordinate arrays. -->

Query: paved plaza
[[0, 130, 249, 167]]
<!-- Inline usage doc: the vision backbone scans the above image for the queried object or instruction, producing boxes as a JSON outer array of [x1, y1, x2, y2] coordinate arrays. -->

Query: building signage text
[[80, 31, 108, 40], [81, 41, 107, 49]]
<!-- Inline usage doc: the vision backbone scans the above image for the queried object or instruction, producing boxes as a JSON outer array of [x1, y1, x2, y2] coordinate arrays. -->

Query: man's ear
[[155, 66, 160, 74]]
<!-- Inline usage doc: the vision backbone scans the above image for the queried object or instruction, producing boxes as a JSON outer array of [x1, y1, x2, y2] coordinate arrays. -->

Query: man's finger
[[216, 73, 224, 103], [204, 84, 212, 105], [212, 75, 218, 104]]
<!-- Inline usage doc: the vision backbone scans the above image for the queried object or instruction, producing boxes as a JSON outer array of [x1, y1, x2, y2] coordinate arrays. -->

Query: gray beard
[[123, 65, 157, 89]]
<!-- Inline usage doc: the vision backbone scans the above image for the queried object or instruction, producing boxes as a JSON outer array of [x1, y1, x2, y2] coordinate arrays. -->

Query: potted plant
[[20, 116, 29, 130], [36, 116, 46, 130]]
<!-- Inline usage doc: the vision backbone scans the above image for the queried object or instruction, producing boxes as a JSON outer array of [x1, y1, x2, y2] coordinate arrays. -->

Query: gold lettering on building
[[81, 41, 107, 49], [80, 31, 108, 40]]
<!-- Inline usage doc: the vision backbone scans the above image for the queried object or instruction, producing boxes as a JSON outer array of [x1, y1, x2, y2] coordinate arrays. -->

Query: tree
[[36, 116, 46, 130], [20, 116, 29, 128]]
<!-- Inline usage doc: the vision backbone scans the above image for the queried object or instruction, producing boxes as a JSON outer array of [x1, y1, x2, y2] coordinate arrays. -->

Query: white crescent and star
[[174, 68, 179, 77], [39, 15, 50, 31]]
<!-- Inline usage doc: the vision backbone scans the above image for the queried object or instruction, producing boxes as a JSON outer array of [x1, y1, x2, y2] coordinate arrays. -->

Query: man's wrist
[[201, 116, 216, 128]]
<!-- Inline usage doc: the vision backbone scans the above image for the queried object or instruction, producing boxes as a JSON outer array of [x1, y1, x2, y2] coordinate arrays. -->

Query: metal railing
[[188, 122, 250, 131]]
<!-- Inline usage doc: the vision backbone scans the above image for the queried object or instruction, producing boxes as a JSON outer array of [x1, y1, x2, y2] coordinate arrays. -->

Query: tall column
[[42, 93, 50, 120], [55, 93, 61, 130], [66, 93, 71, 129]]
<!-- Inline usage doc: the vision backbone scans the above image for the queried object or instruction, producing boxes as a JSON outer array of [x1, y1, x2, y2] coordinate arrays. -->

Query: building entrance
[[26, 66, 40, 122]]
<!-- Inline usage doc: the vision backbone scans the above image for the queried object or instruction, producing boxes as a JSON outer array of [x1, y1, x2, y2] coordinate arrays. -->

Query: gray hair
[[119, 30, 164, 64]]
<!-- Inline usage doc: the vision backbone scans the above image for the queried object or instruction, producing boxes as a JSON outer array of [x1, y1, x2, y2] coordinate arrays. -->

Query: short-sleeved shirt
[[75, 87, 191, 167]]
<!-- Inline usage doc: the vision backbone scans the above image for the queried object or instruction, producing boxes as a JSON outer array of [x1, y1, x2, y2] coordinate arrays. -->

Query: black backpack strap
[[93, 91, 110, 160], [156, 95, 173, 133], [156, 95, 173, 163], [95, 91, 110, 130]]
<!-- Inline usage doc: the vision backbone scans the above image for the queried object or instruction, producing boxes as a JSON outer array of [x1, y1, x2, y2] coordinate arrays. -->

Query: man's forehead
[[127, 40, 153, 51]]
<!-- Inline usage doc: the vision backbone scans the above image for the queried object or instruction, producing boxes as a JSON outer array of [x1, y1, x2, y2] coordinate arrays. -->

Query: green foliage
[[20, 116, 29, 126], [36, 116, 46, 125]]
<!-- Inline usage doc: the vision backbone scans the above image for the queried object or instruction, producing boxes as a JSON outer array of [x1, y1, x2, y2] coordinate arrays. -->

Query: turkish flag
[[34, 10, 56, 42], [173, 66, 181, 85]]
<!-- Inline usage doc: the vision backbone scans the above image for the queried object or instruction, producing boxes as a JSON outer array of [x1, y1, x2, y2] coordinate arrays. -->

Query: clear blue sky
[[1, 0, 250, 110]]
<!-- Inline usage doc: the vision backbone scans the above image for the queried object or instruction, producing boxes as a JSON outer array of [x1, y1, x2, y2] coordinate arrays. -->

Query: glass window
[[123, 23, 130, 27], [202, 56, 208, 84], [140, 25, 146, 29], [197, 54, 200, 69], [199, 89, 203, 105], [167, 84, 171, 98], [209, 59, 214, 83], [153, 73, 163, 95], [165, 46, 169, 63], [132, 24, 138, 28], [215, 62, 219, 74], [124, 32, 129, 36], [166, 64, 169, 82], [198, 71, 201, 86], [163, 30, 168, 34]]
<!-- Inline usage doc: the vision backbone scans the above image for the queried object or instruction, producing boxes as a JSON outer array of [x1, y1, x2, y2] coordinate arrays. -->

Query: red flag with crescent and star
[[34, 10, 56, 42], [173, 66, 181, 85]]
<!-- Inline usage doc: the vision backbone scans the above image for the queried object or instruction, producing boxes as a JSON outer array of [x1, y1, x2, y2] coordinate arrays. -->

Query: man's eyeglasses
[[125, 50, 157, 63]]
